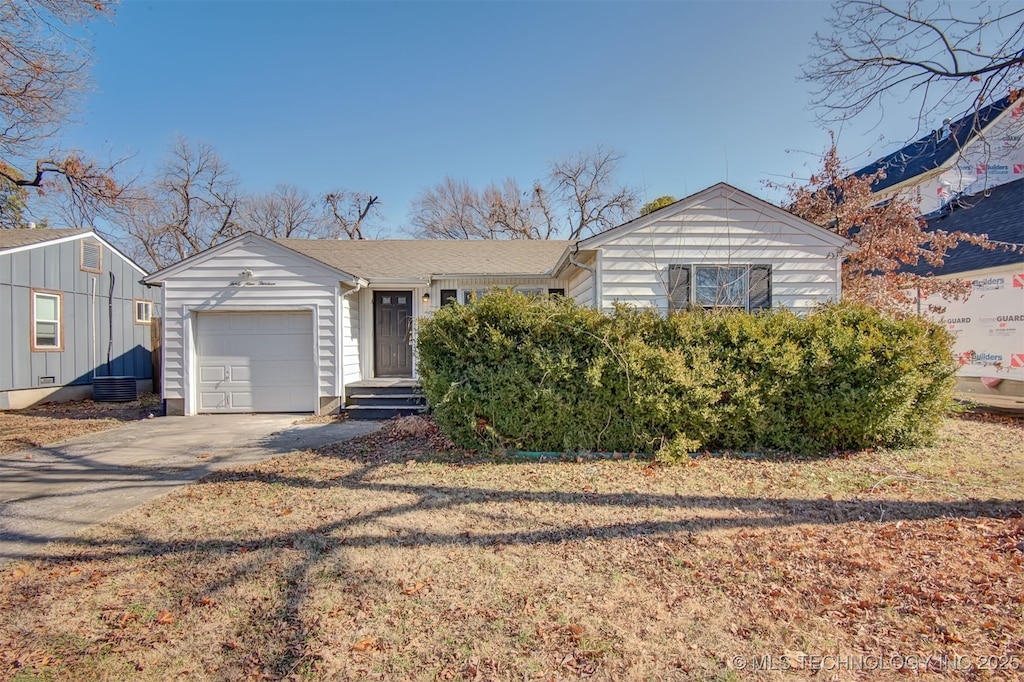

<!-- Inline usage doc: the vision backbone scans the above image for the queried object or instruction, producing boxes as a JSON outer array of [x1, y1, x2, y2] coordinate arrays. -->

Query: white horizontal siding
[[567, 266, 593, 306], [426, 276, 567, 308], [341, 292, 361, 384], [594, 196, 843, 315], [161, 240, 342, 406]]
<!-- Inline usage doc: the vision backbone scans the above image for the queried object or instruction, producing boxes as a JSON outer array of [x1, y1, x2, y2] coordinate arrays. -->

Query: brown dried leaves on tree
[[0, 0, 125, 228], [773, 141, 992, 314]]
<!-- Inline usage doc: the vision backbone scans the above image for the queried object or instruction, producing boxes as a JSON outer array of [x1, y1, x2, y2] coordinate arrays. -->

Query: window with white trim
[[135, 299, 153, 324], [31, 290, 63, 351]]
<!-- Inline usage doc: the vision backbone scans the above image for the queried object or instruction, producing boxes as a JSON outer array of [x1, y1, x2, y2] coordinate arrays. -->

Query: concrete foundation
[[0, 380, 154, 410]]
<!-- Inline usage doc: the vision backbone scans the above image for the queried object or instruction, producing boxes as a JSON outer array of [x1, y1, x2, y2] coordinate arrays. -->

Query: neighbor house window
[[80, 240, 102, 273], [31, 290, 63, 351], [665, 264, 772, 312], [135, 299, 153, 324]]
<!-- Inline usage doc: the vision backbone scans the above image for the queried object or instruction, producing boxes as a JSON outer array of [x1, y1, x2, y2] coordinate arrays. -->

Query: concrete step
[[347, 392, 425, 407], [345, 405, 428, 421]]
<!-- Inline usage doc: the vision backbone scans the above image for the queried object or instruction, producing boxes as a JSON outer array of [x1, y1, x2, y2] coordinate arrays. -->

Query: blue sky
[[65, 0, 935, 236]]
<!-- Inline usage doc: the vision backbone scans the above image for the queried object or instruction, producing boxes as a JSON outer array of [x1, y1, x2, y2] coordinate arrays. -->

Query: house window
[[440, 289, 458, 306], [695, 266, 749, 308], [461, 286, 548, 303], [665, 264, 772, 312], [80, 241, 102, 273], [31, 290, 63, 351], [548, 288, 565, 297], [135, 299, 153, 324]]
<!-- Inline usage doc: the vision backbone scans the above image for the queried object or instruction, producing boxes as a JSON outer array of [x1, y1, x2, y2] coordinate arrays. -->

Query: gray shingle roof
[[0, 228, 91, 251], [907, 177, 1024, 276], [277, 238, 575, 280]]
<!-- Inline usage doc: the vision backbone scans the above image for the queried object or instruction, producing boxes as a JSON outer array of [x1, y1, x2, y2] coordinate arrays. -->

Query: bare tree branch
[[806, 0, 1024, 128], [323, 190, 381, 240]]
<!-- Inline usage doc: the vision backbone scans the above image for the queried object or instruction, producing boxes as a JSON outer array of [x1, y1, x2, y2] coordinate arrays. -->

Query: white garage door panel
[[196, 312, 315, 413]]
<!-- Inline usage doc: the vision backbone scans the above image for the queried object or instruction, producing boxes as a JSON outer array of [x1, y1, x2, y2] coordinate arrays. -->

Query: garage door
[[196, 312, 315, 413]]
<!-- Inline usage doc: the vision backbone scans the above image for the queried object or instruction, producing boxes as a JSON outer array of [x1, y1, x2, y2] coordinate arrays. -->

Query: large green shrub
[[416, 290, 957, 458]]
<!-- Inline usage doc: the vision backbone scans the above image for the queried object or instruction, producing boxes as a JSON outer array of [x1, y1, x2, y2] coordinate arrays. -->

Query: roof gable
[[0, 228, 92, 252], [577, 182, 853, 250], [852, 95, 1019, 192], [144, 232, 363, 284], [0, 228, 149, 276]]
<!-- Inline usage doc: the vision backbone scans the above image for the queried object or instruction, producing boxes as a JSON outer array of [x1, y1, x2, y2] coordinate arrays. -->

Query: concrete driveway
[[0, 414, 380, 564]]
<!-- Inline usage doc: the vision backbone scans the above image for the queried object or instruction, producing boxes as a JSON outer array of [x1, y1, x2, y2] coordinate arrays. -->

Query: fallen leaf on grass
[[10, 564, 33, 580], [350, 636, 377, 652], [155, 610, 174, 625], [401, 579, 431, 595]]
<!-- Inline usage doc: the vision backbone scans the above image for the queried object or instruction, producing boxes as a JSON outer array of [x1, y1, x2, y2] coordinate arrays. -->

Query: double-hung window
[[694, 266, 749, 308], [666, 264, 772, 312], [31, 290, 63, 351], [135, 300, 153, 324]]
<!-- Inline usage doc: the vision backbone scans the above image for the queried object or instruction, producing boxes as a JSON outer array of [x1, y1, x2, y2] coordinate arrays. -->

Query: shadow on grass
[[5, 442, 1023, 678]]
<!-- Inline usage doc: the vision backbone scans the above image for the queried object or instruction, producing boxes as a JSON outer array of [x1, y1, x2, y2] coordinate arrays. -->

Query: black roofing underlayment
[[906, 177, 1024, 277], [853, 96, 1015, 194]]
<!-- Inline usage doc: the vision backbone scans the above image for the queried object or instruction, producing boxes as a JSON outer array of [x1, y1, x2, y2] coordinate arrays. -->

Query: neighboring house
[[0, 228, 157, 409], [143, 182, 854, 416], [910, 179, 1024, 410], [855, 94, 1024, 216], [852, 97, 1024, 410]]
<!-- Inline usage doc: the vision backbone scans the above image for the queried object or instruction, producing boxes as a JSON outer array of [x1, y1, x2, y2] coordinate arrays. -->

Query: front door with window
[[373, 291, 413, 377]]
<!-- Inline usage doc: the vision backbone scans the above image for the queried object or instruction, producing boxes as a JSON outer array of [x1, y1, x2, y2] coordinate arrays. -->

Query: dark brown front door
[[374, 291, 413, 377]]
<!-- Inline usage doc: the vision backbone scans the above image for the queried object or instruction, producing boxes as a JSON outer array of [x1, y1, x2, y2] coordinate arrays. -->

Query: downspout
[[567, 244, 596, 308], [106, 271, 115, 376], [339, 281, 365, 407]]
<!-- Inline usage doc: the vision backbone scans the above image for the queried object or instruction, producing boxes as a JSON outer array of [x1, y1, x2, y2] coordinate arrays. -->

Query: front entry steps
[[344, 379, 426, 420]]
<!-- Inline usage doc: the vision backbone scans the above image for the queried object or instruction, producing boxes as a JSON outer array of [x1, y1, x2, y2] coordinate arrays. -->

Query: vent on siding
[[93, 376, 138, 402], [38, 376, 55, 386], [81, 241, 102, 273]]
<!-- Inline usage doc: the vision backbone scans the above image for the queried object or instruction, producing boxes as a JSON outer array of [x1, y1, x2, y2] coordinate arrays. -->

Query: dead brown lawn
[[0, 414, 1022, 681], [0, 395, 162, 456]]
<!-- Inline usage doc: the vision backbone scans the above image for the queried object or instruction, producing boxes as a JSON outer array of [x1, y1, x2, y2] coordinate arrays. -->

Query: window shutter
[[749, 264, 772, 311], [667, 264, 691, 311], [440, 289, 458, 306]]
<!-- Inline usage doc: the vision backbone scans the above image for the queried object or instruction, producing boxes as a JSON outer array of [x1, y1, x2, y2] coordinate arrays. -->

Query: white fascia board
[[145, 232, 362, 285], [0, 231, 92, 256], [365, 277, 431, 287], [430, 272, 556, 279], [0, 231, 150, 277]]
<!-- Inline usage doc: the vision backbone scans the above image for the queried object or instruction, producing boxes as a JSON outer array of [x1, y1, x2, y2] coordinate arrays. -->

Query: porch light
[[422, 292, 431, 305]]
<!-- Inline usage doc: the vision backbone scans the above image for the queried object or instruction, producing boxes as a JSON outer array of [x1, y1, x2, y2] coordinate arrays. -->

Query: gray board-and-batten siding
[[0, 238, 156, 392]]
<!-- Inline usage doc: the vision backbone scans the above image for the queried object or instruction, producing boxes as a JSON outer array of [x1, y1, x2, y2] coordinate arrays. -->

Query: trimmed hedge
[[416, 291, 957, 458]]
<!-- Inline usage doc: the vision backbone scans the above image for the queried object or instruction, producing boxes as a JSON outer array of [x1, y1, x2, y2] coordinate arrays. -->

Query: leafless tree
[[409, 177, 493, 239], [323, 190, 381, 240], [118, 137, 242, 270], [241, 184, 321, 238], [0, 0, 126, 228], [408, 147, 638, 240], [806, 0, 1024, 129], [544, 146, 638, 240]]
